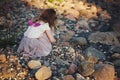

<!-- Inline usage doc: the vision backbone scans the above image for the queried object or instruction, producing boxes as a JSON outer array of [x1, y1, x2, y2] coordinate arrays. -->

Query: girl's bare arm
[[45, 30, 56, 43]]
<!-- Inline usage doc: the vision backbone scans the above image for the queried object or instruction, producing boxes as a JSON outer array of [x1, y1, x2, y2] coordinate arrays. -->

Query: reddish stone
[[114, 78, 120, 80]]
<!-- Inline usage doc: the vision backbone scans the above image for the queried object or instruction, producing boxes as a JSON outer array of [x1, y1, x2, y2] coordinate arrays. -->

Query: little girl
[[17, 8, 56, 59]]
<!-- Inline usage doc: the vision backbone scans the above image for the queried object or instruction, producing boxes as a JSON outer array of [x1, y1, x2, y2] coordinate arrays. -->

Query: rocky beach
[[0, 0, 120, 80]]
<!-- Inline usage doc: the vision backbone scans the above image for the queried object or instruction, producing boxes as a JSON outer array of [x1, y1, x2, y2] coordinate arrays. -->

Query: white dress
[[17, 22, 52, 58]]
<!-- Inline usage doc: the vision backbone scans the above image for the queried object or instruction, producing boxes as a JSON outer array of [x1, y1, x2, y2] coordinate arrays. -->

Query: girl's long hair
[[34, 8, 56, 28]]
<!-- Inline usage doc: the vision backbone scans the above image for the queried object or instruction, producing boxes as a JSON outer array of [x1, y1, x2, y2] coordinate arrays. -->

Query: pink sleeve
[[28, 20, 33, 26]]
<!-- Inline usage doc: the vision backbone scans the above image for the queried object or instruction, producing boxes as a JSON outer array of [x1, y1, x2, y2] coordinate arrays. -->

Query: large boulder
[[88, 32, 120, 46], [27, 60, 41, 69], [35, 66, 52, 80], [84, 46, 106, 60], [78, 61, 94, 76], [71, 37, 87, 46], [93, 64, 115, 80]]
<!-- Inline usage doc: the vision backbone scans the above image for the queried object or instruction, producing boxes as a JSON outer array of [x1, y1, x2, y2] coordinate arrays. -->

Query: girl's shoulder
[[41, 22, 50, 30]]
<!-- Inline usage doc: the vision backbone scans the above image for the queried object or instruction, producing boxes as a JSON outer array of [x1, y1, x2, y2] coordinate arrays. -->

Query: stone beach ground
[[0, 0, 120, 80]]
